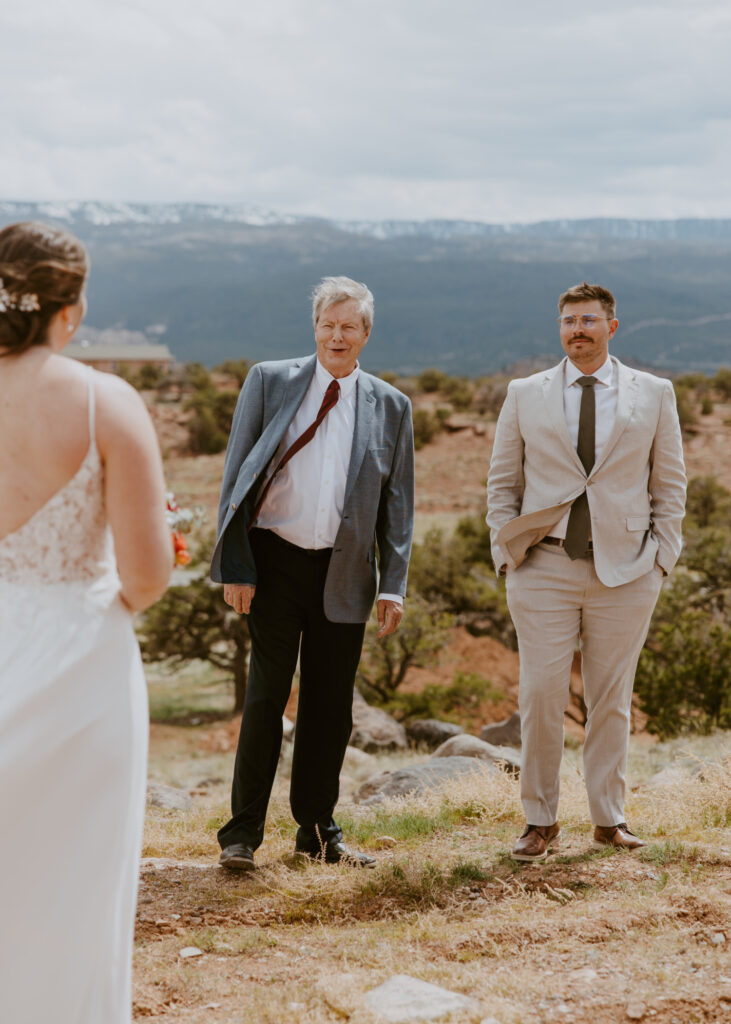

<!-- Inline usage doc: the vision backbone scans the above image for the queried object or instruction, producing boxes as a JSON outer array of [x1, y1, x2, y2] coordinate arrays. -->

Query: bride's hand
[[223, 583, 256, 614]]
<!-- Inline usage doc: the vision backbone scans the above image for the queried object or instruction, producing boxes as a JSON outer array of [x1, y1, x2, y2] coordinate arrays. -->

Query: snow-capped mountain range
[[3, 199, 731, 242]]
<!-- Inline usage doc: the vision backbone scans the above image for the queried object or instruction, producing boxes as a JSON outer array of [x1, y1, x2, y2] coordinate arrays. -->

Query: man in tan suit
[[487, 281, 686, 861]]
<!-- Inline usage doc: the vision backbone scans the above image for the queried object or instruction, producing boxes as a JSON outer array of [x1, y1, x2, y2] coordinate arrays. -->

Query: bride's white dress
[[0, 375, 148, 1023]]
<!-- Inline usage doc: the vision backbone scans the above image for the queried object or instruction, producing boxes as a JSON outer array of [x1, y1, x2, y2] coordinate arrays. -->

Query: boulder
[[354, 756, 496, 806], [480, 711, 521, 748], [406, 719, 463, 749], [350, 689, 407, 752], [431, 734, 520, 774], [364, 974, 481, 1022], [146, 782, 193, 811]]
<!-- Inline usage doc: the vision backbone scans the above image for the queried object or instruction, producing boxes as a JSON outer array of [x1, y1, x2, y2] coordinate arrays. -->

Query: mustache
[[570, 335, 592, 342]]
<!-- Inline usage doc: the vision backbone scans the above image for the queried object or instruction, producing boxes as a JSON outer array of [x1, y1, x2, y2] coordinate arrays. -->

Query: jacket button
[[231, 503, 237, 510]]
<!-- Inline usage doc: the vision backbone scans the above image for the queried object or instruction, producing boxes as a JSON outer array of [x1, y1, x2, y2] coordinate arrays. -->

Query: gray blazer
[[210, 354, 415, 622], [487, 357, 686, 587]]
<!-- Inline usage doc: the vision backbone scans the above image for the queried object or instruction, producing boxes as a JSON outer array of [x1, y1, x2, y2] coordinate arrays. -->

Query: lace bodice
[[0, 373, 117, 587]]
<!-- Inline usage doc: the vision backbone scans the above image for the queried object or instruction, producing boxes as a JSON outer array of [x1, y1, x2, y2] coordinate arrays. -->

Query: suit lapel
[[256, 355, 317, 467], [344, 372, 376, 505], [591, 358, 638, 475], [542, 359, 585, 473]]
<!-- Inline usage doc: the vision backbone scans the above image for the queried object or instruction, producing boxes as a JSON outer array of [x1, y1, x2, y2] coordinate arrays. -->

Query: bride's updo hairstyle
[[0, 221, 88, 356]]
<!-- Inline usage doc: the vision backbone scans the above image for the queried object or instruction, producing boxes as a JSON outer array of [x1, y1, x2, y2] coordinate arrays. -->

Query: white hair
[[311, 276, 374, 332]]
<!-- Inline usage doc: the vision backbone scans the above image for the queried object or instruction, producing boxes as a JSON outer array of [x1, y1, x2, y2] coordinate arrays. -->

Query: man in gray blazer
[[487, 281, 685, 862], [211, 276, 414, 870]]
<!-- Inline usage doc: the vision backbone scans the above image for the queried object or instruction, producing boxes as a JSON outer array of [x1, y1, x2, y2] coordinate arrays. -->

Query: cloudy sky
[[2, 0, 731, 223]]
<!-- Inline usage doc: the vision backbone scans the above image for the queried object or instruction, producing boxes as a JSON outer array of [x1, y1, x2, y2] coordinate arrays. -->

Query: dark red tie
[[250, 379, 340, 528]]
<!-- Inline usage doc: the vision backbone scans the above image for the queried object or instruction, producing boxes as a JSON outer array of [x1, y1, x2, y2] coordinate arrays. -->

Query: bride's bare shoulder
[[91, 368, 158, 451]]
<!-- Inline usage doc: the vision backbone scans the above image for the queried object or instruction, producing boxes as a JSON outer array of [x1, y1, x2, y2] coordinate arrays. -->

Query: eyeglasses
[[557, 315, 611, 329]]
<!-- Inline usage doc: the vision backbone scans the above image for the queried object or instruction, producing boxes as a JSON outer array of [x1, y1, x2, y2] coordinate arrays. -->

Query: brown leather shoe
[[592, 823, 646, 851], [511, 823, 561, 862]]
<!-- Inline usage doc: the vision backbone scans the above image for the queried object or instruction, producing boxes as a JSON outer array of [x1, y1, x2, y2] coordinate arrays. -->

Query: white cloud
[[2, 0, 731, 221]]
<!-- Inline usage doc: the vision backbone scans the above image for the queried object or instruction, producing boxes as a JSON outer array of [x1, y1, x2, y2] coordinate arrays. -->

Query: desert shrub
[[685, 476, 731, 530], [412, 408, 443, 449], [185, 382, 238, 454], [635, 573, 730, 739], [442, 377, 473, 411], [379, 370, 398, 385], [140, 577, 250, 712], [713, 366, 731, 400], [473, 377, 508, 419], [387, 671, 503, 723], [186, 397, 227, 453], [701, 397, 714, 415], [185, 362, 213, 391], [357, 596, 454, 703], [215, 358, 251, 386], [674, 372, 707, 390], [136, 363, 165, 389], [408, 516, 514, 648], [635, 517, 731, 738], [673, 382, 697, 433], [417, 367, 447, 393]]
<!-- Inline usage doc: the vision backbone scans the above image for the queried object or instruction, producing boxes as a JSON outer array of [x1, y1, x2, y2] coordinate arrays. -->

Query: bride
[[0, 222, 172, 1023]]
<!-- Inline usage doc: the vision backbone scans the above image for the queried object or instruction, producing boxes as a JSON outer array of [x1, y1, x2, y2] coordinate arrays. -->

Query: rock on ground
[[406, 719, 463, 749], [354, 756, 496, 806], [350, 689, 407, 752], [479, 711, 521, 748], [364, 974, 481, 1022], [431, 734, 520, 774], [146, 782, 193, 811]]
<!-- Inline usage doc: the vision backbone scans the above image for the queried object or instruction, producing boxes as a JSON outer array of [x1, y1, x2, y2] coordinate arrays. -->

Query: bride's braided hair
[[0, 221, 88, 356]]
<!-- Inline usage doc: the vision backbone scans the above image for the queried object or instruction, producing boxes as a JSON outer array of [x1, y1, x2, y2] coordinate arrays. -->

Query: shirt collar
[[565, 355, 613, 388], [315, 358, 360, 398]]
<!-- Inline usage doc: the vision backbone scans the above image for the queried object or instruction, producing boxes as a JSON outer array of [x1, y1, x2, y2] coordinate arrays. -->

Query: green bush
[[387, 671, 503, 723], [635, 516, 731, 739], [412, 408, 443, 449], [357, 596, 454, 704], [140, 578, 250, 712], [673, 383, 697, 433], [185, 381, 238, 454], [685, 476, 731, 530], [186, 396, 229, 453], [185, 362, 213, 390], [713, 366, 731, 400], [701, 397, 714, 415], [473, 378, 508, 419], [136, 363, 165, 389], [635, 574, 730, 739], [442, 377, 473, 411], [215, 358, 251, 386], [417, 367, 447, 393]]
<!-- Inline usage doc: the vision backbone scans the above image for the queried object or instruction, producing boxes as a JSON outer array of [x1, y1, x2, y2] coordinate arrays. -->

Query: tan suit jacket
[[487, 356, 686, 587]]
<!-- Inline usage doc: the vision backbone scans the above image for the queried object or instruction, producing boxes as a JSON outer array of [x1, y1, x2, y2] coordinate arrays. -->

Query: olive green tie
[[564, 375, 597, 559]]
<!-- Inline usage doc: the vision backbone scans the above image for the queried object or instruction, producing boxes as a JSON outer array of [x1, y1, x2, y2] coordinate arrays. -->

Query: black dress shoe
[[295, 839, 376, 868], [219, 843, 256, 871]]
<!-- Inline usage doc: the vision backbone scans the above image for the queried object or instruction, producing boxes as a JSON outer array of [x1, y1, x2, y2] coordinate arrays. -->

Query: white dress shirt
[[255, 358, 402, 604], [549, 355, 617, 540]]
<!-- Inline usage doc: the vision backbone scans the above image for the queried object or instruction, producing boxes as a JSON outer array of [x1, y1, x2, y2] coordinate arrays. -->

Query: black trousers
[[217, 529, 366, 853]]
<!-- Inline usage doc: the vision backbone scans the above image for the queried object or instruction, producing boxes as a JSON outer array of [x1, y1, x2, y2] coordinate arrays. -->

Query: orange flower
[[172, 531, 191, 566]]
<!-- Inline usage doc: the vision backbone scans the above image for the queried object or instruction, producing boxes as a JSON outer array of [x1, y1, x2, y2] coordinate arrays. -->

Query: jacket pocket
[[626, 516, 651, 531]]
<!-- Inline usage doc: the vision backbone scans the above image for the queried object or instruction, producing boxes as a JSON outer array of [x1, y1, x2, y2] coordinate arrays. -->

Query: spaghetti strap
[[86, 366, 96, 445]]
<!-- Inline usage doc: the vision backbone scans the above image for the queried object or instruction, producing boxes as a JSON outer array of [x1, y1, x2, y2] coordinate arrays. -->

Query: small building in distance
[[64, 340, 174, 373]]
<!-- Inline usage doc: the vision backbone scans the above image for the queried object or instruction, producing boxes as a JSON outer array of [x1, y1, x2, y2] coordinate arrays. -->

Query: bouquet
[[166, 492, 197, 566]]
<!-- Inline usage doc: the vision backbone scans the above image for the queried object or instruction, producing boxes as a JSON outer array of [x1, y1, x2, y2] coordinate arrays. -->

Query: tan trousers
[[506, 542, 663, 827]]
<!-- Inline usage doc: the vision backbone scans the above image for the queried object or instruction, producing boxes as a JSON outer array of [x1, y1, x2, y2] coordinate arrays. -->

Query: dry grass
[[134, 731, 731, 1023]]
